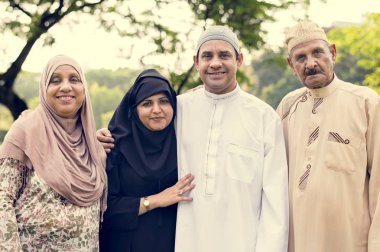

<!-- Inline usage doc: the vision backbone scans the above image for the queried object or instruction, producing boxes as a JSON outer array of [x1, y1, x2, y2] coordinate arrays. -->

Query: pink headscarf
[[0, 55, 107, 211]]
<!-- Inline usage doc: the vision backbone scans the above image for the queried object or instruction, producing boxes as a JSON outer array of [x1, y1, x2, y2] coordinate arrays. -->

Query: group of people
[[0, 19, 379, 252]]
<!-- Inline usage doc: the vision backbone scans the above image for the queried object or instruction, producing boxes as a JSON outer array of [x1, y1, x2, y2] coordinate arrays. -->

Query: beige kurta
[[277, 76, 380, 252]]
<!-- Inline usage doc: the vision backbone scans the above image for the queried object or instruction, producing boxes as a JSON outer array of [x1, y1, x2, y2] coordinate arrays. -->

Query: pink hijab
[[0, 55, 107, 210]]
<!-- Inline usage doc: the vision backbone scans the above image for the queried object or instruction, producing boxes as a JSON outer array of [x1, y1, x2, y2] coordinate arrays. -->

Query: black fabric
[[107, 68, 177, 180], [100, 157, 177, 252], [99, 69, 178, 252]]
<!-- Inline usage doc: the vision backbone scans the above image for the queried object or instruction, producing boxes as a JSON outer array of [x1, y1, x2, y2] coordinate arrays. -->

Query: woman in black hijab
[[99, 69, 195, 252]]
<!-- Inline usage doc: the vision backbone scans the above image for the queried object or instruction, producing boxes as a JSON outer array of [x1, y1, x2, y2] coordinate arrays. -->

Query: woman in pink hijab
[[0, 55, 107, 251]]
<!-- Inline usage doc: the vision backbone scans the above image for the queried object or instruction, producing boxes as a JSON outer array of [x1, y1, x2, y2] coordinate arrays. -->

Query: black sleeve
[[102, 154, 140, 231]]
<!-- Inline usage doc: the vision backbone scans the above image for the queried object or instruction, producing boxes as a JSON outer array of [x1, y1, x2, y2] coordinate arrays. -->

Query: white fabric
[[175, 85, 289, 252]]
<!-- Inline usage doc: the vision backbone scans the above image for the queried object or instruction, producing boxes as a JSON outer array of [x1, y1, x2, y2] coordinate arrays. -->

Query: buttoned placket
[[201, 86, 239, 196], [299, 91, 322, 191], [203, 98, 222, 196]]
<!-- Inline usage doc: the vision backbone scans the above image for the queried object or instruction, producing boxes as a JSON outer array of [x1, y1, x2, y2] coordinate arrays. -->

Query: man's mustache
[[305, 68, 318, 76]]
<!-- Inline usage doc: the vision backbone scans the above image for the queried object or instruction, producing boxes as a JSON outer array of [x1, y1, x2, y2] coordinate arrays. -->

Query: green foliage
[[88, 82, 125, 128], [251, 48, 289, 96], [14, 71, 40, 101], [328, 13, 380, 88], [0, 0, 324, 124], [187, 0, 290, 49], [86, 68, 139, 90], [0, 105, 13, 131], [260, 70, 302, 108]]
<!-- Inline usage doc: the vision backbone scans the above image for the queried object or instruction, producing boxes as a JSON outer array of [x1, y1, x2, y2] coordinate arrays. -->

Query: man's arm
[[255, 116, 289, 252], [96, 128, 114, 153], [367, 100, 380, 252]]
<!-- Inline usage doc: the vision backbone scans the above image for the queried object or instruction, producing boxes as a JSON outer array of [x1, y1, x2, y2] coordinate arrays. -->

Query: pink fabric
[[0, 55, 107, 210]]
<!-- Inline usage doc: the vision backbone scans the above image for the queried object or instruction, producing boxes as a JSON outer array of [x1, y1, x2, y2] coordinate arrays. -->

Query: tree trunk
[[0, 25, 45, 120], [0, 85, 28, 120]]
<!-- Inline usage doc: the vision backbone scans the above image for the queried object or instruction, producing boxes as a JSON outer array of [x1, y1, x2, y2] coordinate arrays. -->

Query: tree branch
[[9, 0, 32, 17], [177, 65, 194, 94], [81, 0, 105, 9]]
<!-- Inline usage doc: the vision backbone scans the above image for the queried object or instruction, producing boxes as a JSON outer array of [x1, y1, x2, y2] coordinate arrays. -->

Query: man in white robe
[[174, 25, 289, 252]]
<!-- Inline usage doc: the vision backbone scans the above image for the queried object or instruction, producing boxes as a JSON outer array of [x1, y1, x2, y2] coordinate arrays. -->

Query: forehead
[[53, 65, 78, 75], [142, 92, 168, 100], [199, 40, 235, 53], [291, 39, 328, 55]]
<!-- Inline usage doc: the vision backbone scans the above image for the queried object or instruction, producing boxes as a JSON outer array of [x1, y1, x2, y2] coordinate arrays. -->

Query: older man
[[277, 21, 380, 252], [175, 25, 288, 252]]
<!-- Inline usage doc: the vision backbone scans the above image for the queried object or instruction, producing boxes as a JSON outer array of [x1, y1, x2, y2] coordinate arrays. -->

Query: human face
[[46, 65, 85, 119], [194, 40, 243, 94], [288, 39, 336, 89], [136, 92, 174, 131]]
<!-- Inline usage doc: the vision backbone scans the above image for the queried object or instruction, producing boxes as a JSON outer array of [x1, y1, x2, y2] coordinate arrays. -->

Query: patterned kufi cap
[[196, 25, 239, 53], [285, 21, 328, 52]]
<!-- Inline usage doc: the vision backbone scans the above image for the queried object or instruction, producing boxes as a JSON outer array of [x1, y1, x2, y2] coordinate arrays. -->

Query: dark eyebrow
[[220, 50, 232, 54], [201, 51, 212, 55], [313, 47, 324, 52]]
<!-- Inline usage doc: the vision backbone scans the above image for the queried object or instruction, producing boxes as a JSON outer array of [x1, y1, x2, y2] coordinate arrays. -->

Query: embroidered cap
[[285, 21, 328, 53], [196, 25, 240, 53]]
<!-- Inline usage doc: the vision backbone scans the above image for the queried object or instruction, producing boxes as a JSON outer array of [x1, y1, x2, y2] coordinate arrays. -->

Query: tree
[[0, 0, 112, 119], [1, 0, 310, 121], [328, 13, 380, 89], [251, 48, 289, 97]]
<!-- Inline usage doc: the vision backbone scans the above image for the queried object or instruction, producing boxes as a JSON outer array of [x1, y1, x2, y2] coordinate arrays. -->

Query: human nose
[[152, 102, 161, 113], [209, 56, 222, 68], [305, 56, 317, 69], [59, 79, 72, 92]]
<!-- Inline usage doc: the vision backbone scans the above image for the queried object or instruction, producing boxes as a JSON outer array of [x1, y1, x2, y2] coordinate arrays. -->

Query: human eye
[[70, 75, 82, 84], [313, 49, 324, 57], [201, 53, 212, 60], [295, 55, 306, 63], [49, 76, 61, 85], [159, 98, 170, 104], [141, 100, 152, 107], [220, 52, 232, 59]]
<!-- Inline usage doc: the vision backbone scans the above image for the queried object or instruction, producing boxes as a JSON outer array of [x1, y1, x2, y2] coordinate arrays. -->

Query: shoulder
[[337, 79, 379, 103], [278, 87, 308, 108], [177, 86, 205, 109], [177, 86, 204, 100], [238, 89, 281, 124], [3, 108, 43, 149]]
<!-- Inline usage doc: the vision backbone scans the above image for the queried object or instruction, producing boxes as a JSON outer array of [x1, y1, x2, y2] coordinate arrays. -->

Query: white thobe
[[175, 85, 289, 252]]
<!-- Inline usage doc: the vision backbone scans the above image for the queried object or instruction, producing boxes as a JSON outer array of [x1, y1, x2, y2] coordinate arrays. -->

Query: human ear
[[237, 53, 243, 67], [193, 55, 200, 71], [329, 44, 337, 63]]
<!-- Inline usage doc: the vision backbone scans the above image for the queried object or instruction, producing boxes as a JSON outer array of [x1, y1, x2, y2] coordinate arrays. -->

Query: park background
[[1, 0, 380, 142]]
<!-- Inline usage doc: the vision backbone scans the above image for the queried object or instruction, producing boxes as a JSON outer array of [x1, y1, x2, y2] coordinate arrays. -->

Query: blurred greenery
[[1, 8, 379, 142], [1, 0, 313, 120], [253, 13, 380, 108]]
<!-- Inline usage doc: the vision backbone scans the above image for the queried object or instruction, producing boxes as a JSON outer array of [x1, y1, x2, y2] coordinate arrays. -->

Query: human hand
[[152, 173, 195, 208], [96, 128, 114, 153]]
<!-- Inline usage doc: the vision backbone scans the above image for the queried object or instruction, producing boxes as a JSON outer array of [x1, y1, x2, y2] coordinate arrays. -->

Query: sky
[[1, 0, 380, 73]]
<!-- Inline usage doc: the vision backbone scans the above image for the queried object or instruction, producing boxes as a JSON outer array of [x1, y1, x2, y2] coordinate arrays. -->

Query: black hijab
[[108, 69, 177, 180]]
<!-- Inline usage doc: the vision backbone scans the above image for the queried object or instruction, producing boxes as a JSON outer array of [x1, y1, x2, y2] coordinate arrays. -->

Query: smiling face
[[288, 39, 336, 89], [194, 40, 243, 94], [46, 65, 85, 119], [136, 92, 174, 131]]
